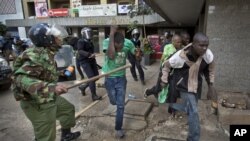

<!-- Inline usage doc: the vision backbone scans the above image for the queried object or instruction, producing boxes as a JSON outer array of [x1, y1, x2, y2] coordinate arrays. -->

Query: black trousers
[[147, 69, 162, 95], [128, 54, 144, 81], [148, 67, 177, 114], [80, 60, 99, 95]]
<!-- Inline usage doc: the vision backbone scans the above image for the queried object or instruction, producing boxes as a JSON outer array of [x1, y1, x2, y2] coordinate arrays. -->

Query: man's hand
[[160, 81, 168, 88], [110, 25, 118, 35], [55, 84, 68, 95]]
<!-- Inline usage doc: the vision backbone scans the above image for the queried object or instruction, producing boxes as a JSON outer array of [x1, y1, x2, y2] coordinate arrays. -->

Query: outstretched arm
[[107, 26, 118, 60]]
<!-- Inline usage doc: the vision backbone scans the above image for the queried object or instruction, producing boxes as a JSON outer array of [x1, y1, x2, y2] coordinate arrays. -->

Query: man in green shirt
[[102, 26, 135, 139], [144, 34, 182, 99]]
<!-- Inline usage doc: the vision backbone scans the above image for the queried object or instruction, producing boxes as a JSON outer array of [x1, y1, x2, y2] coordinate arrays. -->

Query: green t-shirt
[[102, 38, 135, 77]]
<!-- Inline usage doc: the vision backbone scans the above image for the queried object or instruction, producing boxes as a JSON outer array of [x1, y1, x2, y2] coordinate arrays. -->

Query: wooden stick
[[56, 94, 108, 131], [66, 64, 131, 90]]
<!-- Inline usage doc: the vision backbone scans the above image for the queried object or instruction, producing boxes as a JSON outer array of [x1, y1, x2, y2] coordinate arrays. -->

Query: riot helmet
[[81, 27, 92, 40], [28, 23, 68, 48], [131, 28, 140, 40]]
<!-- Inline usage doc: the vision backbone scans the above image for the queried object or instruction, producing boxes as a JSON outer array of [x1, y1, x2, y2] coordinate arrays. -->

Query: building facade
[[4, 0, 171, 53]]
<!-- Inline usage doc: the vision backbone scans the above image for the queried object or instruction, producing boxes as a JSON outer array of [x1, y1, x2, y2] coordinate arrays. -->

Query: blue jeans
[[104, 76, 127, 130], [170, 92, 200, 141]]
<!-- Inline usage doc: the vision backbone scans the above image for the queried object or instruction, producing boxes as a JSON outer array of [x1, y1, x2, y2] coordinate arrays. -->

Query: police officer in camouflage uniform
[[13, 23, 80, 141]]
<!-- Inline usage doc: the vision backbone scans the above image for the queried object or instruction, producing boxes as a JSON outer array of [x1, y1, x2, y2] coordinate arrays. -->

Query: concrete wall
[[206, 0, 250, 93]]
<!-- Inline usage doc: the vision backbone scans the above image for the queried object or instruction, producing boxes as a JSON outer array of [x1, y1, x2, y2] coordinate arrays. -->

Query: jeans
[[170, 92, 200, 141], [104, 76, 127, 130]]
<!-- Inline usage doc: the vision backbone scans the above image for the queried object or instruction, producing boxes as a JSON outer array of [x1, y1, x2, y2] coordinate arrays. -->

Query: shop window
[[82, 0, 100, 5], [27, 2, 35, 17], [50, 0, 70, 9]]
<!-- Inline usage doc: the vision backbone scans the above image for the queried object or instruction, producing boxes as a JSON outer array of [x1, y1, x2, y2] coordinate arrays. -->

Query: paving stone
[[124, 99, 153, 119]]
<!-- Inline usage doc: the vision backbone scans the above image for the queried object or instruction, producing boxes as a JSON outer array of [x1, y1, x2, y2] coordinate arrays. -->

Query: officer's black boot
[[92, 93, 102, 101], [79, 84, 88, 96], [61, 128, 81, 141]]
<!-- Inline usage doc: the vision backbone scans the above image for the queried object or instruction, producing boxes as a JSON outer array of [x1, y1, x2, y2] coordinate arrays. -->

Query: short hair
[[114, 32, 124, 44], [193, 32, 208, 43], [180, 31, 190, 38], [172, 34, 181, 41]]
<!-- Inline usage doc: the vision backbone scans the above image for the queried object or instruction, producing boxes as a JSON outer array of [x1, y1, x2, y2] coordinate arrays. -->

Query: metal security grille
[[0, 0, 16, 15]]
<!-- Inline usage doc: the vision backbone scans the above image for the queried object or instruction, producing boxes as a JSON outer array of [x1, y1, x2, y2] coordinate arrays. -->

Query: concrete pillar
[[72, 27, 79, 38], [98, 28, 105, 54], [47, 0, 51, 9], [18, 27, 27, 38]]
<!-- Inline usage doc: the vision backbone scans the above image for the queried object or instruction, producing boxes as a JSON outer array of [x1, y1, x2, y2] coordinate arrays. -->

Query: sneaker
[[115, 130, 125, 139], [141, 80, 146, 85], [79, 84, 88, 96], [92, 94, 102, 101]]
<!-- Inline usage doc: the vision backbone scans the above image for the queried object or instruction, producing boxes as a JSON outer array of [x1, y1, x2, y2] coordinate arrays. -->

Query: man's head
[[192, 32, 209, 56], [114, 31, 124, 50], [172, 34, 182, 50], [164, 31, 173, 41], [131, 28, 140, 40], [81, 27, 92, 40], [180, 31, 190, 46], [28, 23, 68, 49]]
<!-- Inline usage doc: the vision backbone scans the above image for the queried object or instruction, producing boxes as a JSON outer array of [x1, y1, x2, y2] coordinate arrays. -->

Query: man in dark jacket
[[127, 28, 145, 85], [77, 27, 102, 101], [161, 33, 216, 141]]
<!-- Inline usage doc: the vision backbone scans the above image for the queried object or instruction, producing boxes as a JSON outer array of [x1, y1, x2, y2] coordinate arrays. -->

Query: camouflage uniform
[[13, 47, 76, 141]]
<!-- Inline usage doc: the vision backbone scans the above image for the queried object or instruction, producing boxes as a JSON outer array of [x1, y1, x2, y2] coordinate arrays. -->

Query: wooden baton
[[66, 64, 132, 90]]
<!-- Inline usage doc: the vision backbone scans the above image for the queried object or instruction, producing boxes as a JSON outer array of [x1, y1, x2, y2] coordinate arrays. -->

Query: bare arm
[[161, 60, 172, 84], [204, 60, 215, 86], [205, 61, 217, 101], [107, 26, 118, 60]]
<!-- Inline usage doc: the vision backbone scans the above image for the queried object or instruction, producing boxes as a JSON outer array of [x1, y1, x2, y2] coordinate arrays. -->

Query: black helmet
[[28, 23, 68, 47], [81, 27, 92, 40], [131, 28, 140, 40]]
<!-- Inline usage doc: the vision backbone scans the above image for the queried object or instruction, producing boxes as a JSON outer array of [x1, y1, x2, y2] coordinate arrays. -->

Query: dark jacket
[[3, 37, 13, 50], [162, 46, 215, 97], [128, 39, 141, 59], [77, 38, 95, 64]]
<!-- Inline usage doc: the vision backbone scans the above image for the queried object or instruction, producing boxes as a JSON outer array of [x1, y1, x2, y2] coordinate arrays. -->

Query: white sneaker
[[115, 129, 125, 139]]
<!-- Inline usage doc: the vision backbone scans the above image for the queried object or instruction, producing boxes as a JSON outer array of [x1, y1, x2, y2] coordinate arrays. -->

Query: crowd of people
[[11, 22, 217, 141], [0, 33, 31, 65]]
